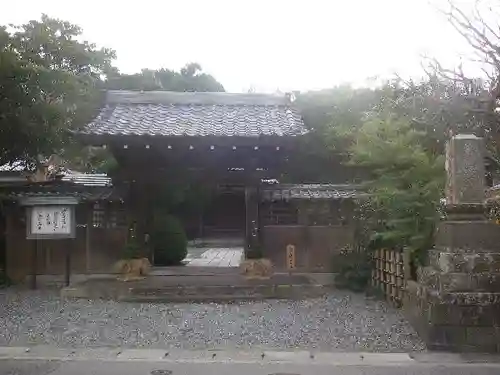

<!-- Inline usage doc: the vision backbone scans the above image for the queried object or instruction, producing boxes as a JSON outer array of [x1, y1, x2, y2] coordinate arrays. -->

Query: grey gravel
[[0, 288, 425, 352]]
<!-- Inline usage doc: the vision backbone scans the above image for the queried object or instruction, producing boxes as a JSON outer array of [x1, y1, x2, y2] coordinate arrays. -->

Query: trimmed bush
[[246, 245, 263, 259], [151, 214, 188, 266], [333, 246, 372, 292], [123, 240, 142, 259]]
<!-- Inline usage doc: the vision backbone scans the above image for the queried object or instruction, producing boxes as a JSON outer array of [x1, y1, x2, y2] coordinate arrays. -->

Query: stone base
[[405, 280, 500, 353]]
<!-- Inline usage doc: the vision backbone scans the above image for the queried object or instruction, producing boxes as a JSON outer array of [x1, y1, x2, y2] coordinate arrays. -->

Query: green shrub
[[246, 245, 263, 259], [151, 214, 188, 266], [123, 240, 142, 259], [333, 249, 372, 292]]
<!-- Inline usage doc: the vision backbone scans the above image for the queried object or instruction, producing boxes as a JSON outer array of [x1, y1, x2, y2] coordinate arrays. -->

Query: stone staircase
[[62, 273, 328, 302]]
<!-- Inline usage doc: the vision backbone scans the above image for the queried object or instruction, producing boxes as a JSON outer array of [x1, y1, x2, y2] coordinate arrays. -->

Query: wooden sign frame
[[19, 196, 79, 289], [20, 197, 78, 240]]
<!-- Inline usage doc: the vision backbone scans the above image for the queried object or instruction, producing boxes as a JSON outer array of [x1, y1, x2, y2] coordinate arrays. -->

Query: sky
[[0, 0, 480, 93]]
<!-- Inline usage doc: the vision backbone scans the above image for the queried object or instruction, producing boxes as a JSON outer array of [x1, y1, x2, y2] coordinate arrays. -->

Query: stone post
[[445, 134, 486, 205], [405, 134, 500, 353]]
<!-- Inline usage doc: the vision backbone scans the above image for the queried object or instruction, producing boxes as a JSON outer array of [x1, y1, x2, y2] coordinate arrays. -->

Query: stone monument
[[405, 134, 500, 352]]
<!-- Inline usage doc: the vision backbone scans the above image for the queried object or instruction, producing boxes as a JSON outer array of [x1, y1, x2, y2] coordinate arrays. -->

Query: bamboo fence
[[371, 248, 405, 306]]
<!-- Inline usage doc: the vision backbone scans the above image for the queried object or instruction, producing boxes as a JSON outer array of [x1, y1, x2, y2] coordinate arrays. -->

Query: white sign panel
[[30, 206, 72, 236]]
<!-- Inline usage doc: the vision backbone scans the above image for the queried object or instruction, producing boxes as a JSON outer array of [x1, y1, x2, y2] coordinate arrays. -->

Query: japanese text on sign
[[31, 206, 72, 235], [286, 244, 296, 270]]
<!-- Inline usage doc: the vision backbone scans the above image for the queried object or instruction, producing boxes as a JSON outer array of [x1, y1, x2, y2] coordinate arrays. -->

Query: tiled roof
[[0, 161, 112, 188], [82, 91, 307, 137], [61, 173, 112, 187], [261, 184, 360, 201], [2, 181, 121, 202], [0, 167, 116, 201], [6, 188, 119, 201]]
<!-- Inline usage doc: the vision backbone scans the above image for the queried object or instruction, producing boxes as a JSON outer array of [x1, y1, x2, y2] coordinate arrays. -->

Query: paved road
[[2, 357, 500, 375]]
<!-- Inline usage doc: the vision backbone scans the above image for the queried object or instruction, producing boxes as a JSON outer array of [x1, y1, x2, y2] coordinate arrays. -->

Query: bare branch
[[440, 0, 500, 74], [474, 0, 500, 40]]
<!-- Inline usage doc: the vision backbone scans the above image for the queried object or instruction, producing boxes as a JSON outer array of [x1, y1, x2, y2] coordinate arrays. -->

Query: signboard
[[286, 244, 296, 270], [20, 197, 78, 289], [26, 205, 76, 239]]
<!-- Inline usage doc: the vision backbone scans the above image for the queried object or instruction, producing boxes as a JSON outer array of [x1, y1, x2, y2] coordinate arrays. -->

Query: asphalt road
[[2, 359, 500, 375]]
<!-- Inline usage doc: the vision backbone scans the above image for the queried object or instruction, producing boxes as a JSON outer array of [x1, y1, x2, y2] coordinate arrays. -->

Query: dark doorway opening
[[203, 185, 246, 239]]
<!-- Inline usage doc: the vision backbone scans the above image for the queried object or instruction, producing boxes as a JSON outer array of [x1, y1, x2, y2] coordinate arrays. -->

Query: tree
[[348, 114, 445, 264], [295, 75, 495, 178], [106, 62, 225, 92], [296, 84, 448, 265], [375, 76, 494, 157], [429, 0, 500, 155], [0, 15, 116, 167], [288, 86, 384, 182]]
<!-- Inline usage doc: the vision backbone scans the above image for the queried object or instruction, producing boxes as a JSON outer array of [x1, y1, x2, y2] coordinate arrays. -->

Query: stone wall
[[405, 279, 500, 352]]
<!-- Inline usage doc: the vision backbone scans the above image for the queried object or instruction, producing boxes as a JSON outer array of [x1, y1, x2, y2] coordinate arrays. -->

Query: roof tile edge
[[106, 90, 292, 106]]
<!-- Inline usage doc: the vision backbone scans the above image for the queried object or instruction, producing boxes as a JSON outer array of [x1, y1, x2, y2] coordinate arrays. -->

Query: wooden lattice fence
[[371, 249, 406, 306]]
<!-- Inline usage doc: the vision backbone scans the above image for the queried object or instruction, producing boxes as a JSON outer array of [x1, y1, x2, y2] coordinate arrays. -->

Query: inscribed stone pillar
[[445, 134, 485, 205], [404, 133, 500, 353]]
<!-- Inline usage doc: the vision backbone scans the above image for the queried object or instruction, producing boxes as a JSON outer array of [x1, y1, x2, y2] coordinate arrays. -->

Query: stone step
[[121, 284, 327, 303], [61, 274, 327, 302], [149, 267, 241, 276]]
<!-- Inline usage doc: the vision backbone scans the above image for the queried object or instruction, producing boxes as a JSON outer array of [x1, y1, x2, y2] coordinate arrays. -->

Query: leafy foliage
[[123, 240, 143, 260], [290, 86, 383, 182], [333, 249, 372, 292], [61, 143, 119, 174], [331, 115, 444, 290], [296, 76, 488, 259], [380, 76, 496, 157], [348, 115, 445, 264], [0, 15, 115, 166], [0, 16, 225, 171], [151, 214, 188, 266], [106, 63, 225, 92], [246, 245, 264, 260], [299, 78, 495, 156]]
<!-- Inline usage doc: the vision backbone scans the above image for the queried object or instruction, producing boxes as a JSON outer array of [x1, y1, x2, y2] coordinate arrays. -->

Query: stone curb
[[1, 346, 500, 366], [0, 346, 415, 365]]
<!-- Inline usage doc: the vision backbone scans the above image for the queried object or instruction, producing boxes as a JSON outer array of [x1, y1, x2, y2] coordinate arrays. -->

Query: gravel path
[[0, 288, 425, 352]]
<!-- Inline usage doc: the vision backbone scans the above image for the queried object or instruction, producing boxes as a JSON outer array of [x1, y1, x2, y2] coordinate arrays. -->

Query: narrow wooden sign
[[286, 244, 296, 270]]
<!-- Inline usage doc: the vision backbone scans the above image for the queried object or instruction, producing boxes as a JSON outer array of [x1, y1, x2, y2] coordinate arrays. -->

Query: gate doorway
[[202, 185, 245, 240], [181, 185, 245, 268]]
